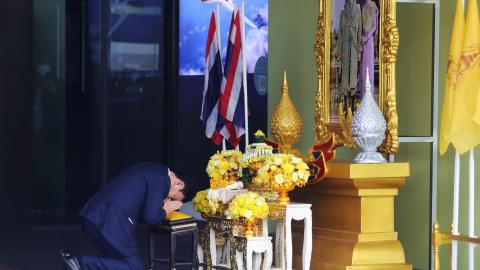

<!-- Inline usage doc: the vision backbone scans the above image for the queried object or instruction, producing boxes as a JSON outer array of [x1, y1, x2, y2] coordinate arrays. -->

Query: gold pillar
[[291, 162, 412, 270]]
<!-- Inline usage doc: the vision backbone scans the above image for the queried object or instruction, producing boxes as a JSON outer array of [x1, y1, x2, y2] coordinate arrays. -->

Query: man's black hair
[[175, 173, 197, 202]]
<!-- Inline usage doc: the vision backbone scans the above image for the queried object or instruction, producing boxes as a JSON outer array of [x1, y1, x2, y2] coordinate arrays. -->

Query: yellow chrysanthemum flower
[[254, 130, 265, 137], [253, 153, 310, 189], [193, 189, 222, 215], [228, 192, 269, 221], [206, 150, 243, 189]]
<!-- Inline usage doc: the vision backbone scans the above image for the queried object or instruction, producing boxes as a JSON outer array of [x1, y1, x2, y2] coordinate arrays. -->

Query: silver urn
[[351, 68, 387, 163]]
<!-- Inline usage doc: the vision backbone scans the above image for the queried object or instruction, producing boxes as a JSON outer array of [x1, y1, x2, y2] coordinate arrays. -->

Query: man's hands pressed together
[[163, 199, 183, 214]]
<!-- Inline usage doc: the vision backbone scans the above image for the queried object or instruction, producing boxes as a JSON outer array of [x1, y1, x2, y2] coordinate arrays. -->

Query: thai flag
[[218, 9, 245, 147], [200, 12, 225, 145]]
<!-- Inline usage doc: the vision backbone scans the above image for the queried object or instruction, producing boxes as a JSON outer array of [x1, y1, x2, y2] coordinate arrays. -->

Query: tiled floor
[[0, 225, 91, 270], [0, 224, 194, 270]]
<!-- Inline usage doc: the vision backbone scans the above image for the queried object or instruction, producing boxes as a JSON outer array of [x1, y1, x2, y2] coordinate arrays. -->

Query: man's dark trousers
[[80, 219, 144, 270]]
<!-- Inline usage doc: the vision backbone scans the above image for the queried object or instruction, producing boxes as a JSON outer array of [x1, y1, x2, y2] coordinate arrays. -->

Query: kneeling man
[[61, 162, 194, 270]]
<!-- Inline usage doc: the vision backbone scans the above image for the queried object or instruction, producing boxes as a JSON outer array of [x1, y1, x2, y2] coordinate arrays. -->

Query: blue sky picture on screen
[[179, 0, 268, 75]]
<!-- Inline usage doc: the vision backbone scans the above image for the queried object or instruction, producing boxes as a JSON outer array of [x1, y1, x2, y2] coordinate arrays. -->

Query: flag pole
[[216, 4, 222, 65], [215, 4, 227, 151], [468, 149, 474, 270], [452, 150, 460, 270], [453, 1, 465, 268], [240, 0, 249, 149]]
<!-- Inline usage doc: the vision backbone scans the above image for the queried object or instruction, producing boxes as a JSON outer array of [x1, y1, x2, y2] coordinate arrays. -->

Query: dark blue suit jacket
[[80, 162, 170, 257]]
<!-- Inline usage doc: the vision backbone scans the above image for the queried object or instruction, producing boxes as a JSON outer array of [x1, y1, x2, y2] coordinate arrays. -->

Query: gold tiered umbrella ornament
[[270, 71, 304, 158], [267, 70, 336, 185]]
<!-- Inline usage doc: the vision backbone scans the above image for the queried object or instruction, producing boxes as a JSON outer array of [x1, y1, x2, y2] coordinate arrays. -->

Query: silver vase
[[351, 68, 386, 163]]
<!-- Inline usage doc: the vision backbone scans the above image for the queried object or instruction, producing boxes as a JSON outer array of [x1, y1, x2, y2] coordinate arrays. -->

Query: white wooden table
[[232, 236, 273, 270], [198, 217, 271, 269], [270, 203, 312, 270]]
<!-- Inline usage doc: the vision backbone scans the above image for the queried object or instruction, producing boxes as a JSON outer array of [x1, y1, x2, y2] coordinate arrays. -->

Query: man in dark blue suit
[[60, 162, 194, 270]]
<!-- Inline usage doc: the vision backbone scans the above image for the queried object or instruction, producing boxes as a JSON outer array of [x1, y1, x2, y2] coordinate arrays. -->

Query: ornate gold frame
[[314, 0, 400, 153]]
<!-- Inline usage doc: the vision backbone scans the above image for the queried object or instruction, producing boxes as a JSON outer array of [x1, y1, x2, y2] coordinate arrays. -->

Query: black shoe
[[59, 250, 81, 270]]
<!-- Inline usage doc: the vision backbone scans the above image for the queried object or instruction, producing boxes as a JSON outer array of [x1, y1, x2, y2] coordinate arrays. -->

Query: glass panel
[[396, 4, 433, 137], [104, 0, 166, 178], [33, 0, 66, 220], [33, 0, 168, 219], [395, 142, 431, 269]]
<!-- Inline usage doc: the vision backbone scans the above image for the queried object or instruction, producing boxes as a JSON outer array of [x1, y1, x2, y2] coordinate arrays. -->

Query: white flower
[[292, 172, 299, 182], [299, 163, 309, 170], [273, 157, 282, 165], [291, 157, 301, 164], [244, 210, 253, 219], [274, 174, 284, 184]]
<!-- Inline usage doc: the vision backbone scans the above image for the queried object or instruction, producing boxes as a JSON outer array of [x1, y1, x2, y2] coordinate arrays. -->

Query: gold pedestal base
[[291, 162, 412, 270]]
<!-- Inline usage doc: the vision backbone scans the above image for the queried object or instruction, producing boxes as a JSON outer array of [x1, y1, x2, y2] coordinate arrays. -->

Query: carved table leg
[[285, 215, 293, 270], [302, 208, 312, 270]]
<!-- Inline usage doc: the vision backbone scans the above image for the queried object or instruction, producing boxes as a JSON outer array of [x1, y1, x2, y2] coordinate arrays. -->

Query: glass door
[[103, 0, 167, 178], [33, 0, 170, 221]]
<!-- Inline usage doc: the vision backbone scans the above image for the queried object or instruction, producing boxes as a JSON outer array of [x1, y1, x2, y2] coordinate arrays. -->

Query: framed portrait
[[313, 0, 399, 153]]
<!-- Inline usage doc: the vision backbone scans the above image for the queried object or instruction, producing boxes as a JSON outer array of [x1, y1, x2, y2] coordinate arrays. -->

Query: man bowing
[[60, 162, 194, 270]]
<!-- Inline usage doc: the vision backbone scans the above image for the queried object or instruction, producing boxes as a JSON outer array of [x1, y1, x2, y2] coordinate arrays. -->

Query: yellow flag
[[439, 0, 465, 155], [449, 0, 480, 155]]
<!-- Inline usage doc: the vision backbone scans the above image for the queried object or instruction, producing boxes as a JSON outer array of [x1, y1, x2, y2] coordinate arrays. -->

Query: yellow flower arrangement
[[254, 130, 265, 137], [227, 192, 269, 222], [192, 190, 223, 216], [210, 178, 230, 189], [206, 150, 243, 189], [254, 153, 310, 189]]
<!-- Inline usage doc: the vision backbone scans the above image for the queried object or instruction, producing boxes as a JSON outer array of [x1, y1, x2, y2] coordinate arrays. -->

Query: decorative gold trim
[[268, 203, 287, 220], [379, 0, 399, 153], [199, 227, 213, 270], [337, 103, 356, 148], [314, 0, 330, 141], [230, 236, 247, 270], [314, 0, 399, 153]]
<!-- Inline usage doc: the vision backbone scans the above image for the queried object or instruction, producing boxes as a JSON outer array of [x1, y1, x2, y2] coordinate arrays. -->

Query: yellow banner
[[440, 0, 465, 155], [450, 0, 480, 154]]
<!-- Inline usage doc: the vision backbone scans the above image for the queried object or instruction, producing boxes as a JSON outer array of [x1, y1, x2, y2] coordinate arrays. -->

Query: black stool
[[147, 220, 198, 270]]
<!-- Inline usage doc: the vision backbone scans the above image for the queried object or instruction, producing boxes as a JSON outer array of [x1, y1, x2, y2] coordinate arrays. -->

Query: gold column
[[291, 162, 412, 270]]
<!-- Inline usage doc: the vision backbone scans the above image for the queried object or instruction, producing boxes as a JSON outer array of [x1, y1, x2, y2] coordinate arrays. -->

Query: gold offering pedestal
[[291, 162, 412, 270]]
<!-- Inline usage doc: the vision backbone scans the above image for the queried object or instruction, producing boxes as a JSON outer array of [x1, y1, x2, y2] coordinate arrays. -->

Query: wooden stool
[[148, 220, 198, 270]]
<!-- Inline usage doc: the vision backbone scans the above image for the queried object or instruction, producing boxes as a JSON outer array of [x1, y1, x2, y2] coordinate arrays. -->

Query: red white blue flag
[[218, 9, 245, 147], [200, 12, 225, 145]]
